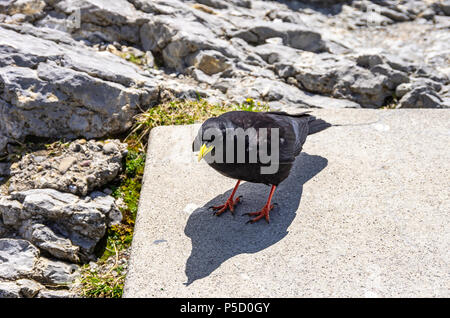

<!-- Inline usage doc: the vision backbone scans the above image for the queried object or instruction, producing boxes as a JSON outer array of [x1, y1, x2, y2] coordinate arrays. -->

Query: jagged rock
[[0, 1, 15, 13], [227, 77, 360, 109], [0, 238, 79, 298], [19, 221, 81, 263], [398, 86, 446, 108], [356, 52, 384, 69], [0, 219, 12, 237], [440, 0, 450, 15], [0, 137, 7, 156], [191, 68, 217, 86], [395, 77, 443, 99], [89, 191, 123, 226], [0, 0, 46, 17], [0, 189, 121, 261], [0, 198, 23, 226], [370, 64, 409, 89], [16, 278, 43, 298], [34, 257, 79, 286], [0, 24, 158, 154], [37, 289, 75, 298], [8, 139, 127, 196], [395, 82, 413, 98], [140, 15, 237, 72], [196, 0, 229, 9], [231, 20, 327, 52], [160, 78, 227, 104], [253, 43, 402, 107], [0, 281, 21, 298], [0, 239, 39, 280], [54, 0, 146, 44], [188, 50, 231, 75], [300, 0, 349, 3], [0, 276, 76, 298], [0, 162, 9, 176]]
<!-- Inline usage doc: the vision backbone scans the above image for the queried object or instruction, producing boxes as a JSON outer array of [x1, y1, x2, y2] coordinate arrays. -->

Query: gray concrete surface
[[124, 109, 450, 298]]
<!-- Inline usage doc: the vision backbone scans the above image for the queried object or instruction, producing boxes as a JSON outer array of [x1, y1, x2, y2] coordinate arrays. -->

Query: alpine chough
[[193, 110, 330, 223]]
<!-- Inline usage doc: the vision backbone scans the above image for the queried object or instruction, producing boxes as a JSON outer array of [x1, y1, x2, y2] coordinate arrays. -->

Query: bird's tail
[[307, 117, 332, 135], [266, 110, 331, 135]]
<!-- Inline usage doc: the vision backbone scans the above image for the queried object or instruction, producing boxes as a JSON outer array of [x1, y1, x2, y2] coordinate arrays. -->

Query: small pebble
[[103, 143, 118, 154], [80, 160, 91, 167]]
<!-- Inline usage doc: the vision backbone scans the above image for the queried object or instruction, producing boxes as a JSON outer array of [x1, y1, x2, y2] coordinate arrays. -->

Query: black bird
[[193, 110, 330, 223]]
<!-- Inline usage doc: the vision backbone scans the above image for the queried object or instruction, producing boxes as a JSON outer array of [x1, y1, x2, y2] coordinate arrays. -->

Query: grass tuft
[[79, 248, 126, 298]]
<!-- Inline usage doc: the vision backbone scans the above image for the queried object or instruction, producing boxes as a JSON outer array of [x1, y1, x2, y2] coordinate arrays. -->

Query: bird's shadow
[[183, 152, 328, 286]]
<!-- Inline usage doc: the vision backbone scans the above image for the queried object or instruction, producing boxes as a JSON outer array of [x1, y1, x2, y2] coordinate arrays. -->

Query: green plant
[[79, 258, 126, 298], [124, 150, 146, 178]]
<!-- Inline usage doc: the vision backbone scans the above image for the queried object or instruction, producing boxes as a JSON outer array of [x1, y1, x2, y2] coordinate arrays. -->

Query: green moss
[[124, 150, 146, 178], [125, 53, 145, 66], [99, 150, 144, 261]]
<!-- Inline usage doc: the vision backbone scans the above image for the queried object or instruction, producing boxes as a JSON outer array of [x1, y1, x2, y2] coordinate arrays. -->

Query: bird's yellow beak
[[198, 143, 214, 162]]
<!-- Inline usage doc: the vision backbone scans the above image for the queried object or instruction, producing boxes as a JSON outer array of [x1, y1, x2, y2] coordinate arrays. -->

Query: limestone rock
[[34, 257, 79, 286], [16, 278, 43, 298], [255, 44, 398, 108], [37, 289, 75, 298], [0, 238, 79, 298], [231, 21, 327, 52], [188, 50, 230, 76], [0, 189, 121, 261], [0, 238, 39, 280], [0, 163, 10, 177], [0, 24, 159, 154], [227, 76, 360, 109], [1, 0, 46, 17], [19, 221, 81, 263], [8, 139, 127, 196], [440, 0, 450, 15], [140, 15, 236, 72], [398, 86, 446, 108], [0, 281, 21, 298]]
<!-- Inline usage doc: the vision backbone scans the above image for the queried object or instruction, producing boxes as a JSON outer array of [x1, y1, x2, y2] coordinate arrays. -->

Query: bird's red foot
[[209, 180, 242, 217], [244, 185, 277, 224], [245, 204, 274, 223], [210, 196, 242, 216]]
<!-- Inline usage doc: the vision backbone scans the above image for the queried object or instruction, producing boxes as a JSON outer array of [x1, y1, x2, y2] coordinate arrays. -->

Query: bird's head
[[193, 117, 223, 162]]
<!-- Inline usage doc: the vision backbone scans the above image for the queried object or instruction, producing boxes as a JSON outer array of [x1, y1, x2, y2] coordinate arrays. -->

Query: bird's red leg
[[245, 185, 277, 224], [210, 180, 242, 216]]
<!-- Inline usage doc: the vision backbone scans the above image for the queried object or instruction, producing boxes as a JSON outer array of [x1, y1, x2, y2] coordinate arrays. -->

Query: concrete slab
[[124, 109, 450, 298]]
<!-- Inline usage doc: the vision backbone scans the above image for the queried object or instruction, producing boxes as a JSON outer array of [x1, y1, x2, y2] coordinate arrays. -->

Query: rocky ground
[[0, 0, 449, 297], [0, 139, 127, 297]]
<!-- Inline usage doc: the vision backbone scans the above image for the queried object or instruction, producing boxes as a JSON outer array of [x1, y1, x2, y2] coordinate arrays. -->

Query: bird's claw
[[210, 195, 242, 216], [244, 204, 274, 224]]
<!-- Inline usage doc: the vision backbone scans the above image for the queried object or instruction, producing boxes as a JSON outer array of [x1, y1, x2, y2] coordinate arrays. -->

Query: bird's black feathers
[[193, 111, 330, 186]]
